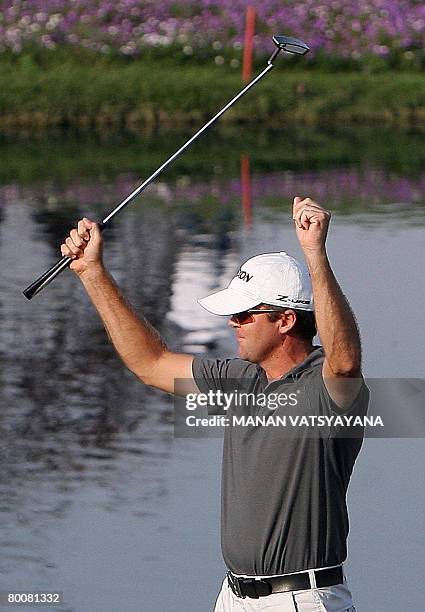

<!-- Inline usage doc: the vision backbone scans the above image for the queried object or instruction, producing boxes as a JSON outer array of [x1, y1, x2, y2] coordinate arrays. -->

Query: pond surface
[[0, 126, 424, 611]]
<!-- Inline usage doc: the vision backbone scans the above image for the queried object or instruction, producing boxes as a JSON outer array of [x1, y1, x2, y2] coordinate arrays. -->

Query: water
[[0, 127, 424, 611]]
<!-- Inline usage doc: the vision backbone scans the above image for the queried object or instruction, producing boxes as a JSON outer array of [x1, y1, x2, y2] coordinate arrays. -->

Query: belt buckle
[[227, 572, 273, 599], [227, 571, 245, 599]]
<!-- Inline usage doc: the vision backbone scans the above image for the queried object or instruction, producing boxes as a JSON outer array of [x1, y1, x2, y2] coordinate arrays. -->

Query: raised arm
[[292, 197, 362, 409], [61, 218, 195, 394]]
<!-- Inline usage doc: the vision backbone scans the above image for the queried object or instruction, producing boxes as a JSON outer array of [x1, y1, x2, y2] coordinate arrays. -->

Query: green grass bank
[[1, 54, 424, 131]]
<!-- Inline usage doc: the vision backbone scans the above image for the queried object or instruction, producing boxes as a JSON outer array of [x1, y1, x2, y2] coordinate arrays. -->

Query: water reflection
[[0, 126, 423, 610], [1, 165, 424, 223], [168, 242, 239, 353]]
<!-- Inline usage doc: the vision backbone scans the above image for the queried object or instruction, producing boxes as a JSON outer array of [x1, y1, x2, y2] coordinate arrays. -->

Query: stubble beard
[[237, 340, 263, 365]]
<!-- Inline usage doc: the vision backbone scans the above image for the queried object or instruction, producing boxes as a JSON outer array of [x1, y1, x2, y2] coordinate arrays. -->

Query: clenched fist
[[292, 197, 331, 254], [60, 218, 103, 276]]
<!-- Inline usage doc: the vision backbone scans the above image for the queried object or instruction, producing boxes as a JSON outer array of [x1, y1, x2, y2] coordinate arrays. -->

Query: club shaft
[[23, 59, 277, 300], [102, 62, 274, 224]]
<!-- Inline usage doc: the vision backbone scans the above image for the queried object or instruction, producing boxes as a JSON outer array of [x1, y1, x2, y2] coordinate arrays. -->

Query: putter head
[[273, 35, 310, 56]]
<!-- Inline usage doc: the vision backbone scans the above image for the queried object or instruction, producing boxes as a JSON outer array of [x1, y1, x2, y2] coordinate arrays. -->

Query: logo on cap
[[276, 295, 311, 305], [236, 268, 253, 283]]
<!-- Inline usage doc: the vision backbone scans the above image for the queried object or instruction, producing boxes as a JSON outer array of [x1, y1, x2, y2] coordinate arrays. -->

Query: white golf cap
[[198, 252, 314, 315]]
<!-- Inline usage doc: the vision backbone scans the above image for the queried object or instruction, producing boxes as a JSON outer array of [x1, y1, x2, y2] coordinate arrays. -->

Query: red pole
[[241, 154, 252, 227], [242, 6, 256, 82]]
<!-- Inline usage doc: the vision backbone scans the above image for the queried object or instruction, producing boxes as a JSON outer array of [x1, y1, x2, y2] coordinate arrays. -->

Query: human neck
[[261, 339, 314, 382]]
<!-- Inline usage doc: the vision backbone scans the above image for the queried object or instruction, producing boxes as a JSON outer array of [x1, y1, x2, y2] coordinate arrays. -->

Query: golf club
[[23, 35, 310, 300]]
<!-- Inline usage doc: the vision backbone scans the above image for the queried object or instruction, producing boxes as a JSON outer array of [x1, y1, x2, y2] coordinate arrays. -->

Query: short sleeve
[[303, 366, 370, 439], [318, 375, 369, 418], [191, 356, 263, 415], [192, 356, 261, 393]]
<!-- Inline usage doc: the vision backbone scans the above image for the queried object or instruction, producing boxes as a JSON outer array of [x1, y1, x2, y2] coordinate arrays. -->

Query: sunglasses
[[230, 309, 278, 325]]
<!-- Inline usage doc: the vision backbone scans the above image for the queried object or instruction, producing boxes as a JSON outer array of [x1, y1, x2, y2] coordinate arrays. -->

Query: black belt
[[227, 565, 343, 599]]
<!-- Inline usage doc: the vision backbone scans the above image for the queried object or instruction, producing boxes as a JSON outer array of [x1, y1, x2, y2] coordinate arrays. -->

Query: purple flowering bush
[[0, 1, 423, 65]]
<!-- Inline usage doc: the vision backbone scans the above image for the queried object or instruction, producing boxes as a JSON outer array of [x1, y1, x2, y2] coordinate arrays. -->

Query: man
[[61, 197, 368, 611]]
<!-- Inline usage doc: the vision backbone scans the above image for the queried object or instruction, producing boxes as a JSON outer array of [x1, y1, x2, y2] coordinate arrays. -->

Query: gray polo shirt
[[192, 347, 369, 576]]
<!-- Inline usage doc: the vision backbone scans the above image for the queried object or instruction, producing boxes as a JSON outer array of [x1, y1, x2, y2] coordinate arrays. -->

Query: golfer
[[61, 197, 368, 612]]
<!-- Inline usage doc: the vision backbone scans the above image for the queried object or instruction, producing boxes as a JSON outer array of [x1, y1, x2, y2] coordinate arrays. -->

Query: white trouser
[[213, 567, 356, 612]]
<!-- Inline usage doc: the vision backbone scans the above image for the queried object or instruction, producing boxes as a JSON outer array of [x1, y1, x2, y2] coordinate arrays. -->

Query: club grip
[[23, 255, 73, 300]]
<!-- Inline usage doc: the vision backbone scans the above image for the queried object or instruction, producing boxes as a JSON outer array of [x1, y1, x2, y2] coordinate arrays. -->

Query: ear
[[277, 310, 296, 335]]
